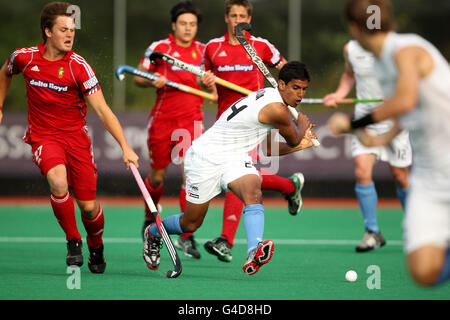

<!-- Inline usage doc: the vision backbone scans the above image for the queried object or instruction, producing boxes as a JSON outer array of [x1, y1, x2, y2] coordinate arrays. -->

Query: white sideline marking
[[0, 237, 403, 246]]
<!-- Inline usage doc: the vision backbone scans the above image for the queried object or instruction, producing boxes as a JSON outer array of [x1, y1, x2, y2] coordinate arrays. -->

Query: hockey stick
[[301, 98, 383, 104], [130, 163, 182, 278], [149, 51, 253, 96], [115, 65, 216, 101], [235, 22, 320, 146]]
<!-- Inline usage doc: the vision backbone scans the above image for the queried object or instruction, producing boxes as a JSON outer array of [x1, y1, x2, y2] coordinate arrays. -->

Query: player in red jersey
[[0, 2, 139, 273], [200, 0, 306, 263], [134, 1, 215, 261]]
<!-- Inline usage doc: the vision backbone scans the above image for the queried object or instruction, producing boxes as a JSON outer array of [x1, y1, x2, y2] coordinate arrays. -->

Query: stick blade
[[149, 51, 164, 65], [235, 22, 252, 36], [115, 65, 126, 81]]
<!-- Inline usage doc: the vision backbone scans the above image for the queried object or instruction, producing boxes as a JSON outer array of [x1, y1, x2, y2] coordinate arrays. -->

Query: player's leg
[[390, 166, 410, 210], [68, 132, 106, 274], [387, 132, 412, 210], [260, 169, 305, 216], [353, 153, 386, 252], [46, 163, 83, 266], [228, 174, 274, 275], [76, 198, 106, 274], [174, 161, 201, 259], [224, 160, 274, 275], [403, 185, 450, 286], [204, 192, 243, 262], [144, 198, 211, 270], [34, 140, 82, 267], [141, 132, 168, 238], [408, 245, 448, 286], [143, 148, 222, 270]]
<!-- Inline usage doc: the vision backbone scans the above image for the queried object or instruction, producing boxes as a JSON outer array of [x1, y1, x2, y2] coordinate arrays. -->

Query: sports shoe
[[66, 238, 83, 267], [141, 218, 155, 241], [88, 244, 106, 274], [143, 224, 162, 270], [285, 172, 305, 215], [141, 204, 162, 241], [355, 231, 386, 252], [174, 235, 201, 259], [204, 237, 232, 262], [243, 240, 275, 276]]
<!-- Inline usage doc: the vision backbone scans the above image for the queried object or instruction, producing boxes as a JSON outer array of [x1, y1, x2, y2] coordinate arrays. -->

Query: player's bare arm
[[264, 122, 315, 156], [328, 46, 431, 136], [354, 120, 402, 148], [199, 71, 218, 102], [259, 102, 307, 148], [371, 47, 428, 122], [133, 64, 167, 88], [0, 62, 13, 124], [323, 44, 355, 108], [85, 90, 139, 169]]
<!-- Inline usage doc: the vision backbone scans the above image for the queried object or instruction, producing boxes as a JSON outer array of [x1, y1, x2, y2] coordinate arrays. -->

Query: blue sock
[[148, 213, 184, 237], [395, 186, 409, 210], [355, 183, 379, 234], [243, 204, 265, 255], [435, 249, 450, 286]]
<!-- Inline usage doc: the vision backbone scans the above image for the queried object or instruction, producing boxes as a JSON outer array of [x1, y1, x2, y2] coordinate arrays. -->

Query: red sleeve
[[140, 41, 169, 73], [260, 40, 283, 68], [7, 48, 34, 75], [203, 44, 213, 72], [70, 54, 101, 96]]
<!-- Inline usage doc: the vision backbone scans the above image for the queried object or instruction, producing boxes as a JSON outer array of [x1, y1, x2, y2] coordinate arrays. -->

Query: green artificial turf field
[[0, 203, 449, 301]]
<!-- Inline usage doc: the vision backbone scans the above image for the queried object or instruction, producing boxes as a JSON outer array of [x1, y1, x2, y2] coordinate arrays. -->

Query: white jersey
[[374, 32, 450, 196], [347, 40, 392, 133], [189, 88, 278, 164]]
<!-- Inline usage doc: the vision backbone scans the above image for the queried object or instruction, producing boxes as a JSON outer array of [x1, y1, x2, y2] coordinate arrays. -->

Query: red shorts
[[28, 128, 97, 201], [147, 115, 203, 170]]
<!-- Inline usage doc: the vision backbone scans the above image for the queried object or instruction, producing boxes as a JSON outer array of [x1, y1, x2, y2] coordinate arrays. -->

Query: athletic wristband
[[350, 113, 374, 129]]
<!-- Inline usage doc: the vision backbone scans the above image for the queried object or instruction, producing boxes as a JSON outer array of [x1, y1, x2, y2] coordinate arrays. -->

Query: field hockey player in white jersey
[[323, 39, 411, 253], [142, 61, 316, 276], [328, 0, 450, 287]]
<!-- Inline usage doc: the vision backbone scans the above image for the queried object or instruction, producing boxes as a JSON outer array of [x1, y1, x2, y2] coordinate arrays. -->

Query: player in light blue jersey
[[142, 62, 316, 276], [329, 0, 450, 287]]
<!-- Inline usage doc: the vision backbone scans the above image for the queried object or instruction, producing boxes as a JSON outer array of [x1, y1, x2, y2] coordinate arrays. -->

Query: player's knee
[[408, 253, 442, 286], [182, 220, 201, 233], [78, 201, 98, 218], [354, 167, 371, 183], [47, 177, 68, 196], [149, 171, 166, 187], [242, 189, 262, 206], [392, 169, 409, 189]]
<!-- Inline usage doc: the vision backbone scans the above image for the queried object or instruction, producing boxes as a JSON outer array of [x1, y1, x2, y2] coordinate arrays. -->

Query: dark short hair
[[344, 0, 393, 33], [40, 2, 72, 41], [170, 1, 202, 23], [225, 0, 253, 16], [278, 61, 310, 84]]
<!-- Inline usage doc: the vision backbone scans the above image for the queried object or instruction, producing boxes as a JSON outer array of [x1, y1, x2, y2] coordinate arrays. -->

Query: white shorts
[[352, 130, 412, 167], [184, 148, 259, 204], [403, 182, 450, 253]]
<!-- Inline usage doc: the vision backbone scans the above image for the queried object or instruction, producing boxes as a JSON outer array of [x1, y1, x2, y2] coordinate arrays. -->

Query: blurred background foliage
[[1, 0, 449, 113]]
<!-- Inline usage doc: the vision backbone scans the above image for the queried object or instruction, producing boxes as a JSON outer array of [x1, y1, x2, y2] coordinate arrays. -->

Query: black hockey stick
[[235, 22, 320, 146]]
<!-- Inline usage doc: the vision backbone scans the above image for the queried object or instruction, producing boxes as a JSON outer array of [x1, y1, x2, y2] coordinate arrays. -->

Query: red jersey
[[140, 34, 205, 120], [203, 32, 284, 117], [7, 43, 100, 141]]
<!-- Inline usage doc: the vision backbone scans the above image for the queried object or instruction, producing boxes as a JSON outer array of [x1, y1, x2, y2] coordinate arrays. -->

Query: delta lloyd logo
[[169, 121, 280, 175], [366, 5, 381, 30]]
